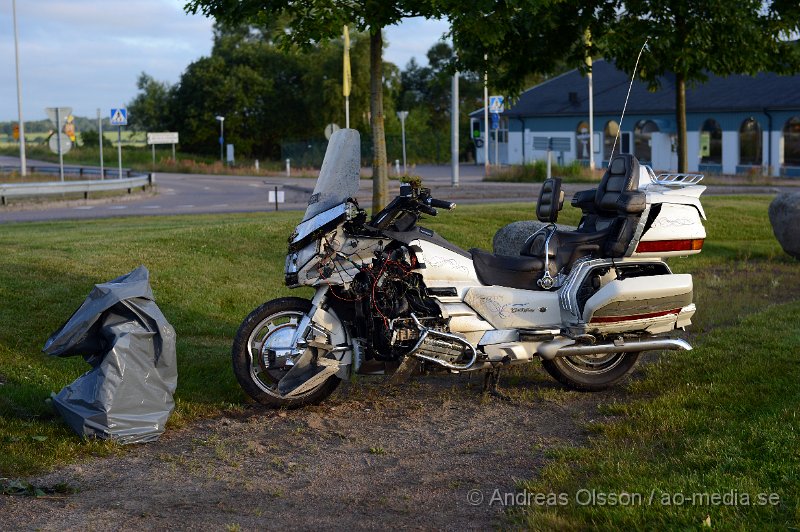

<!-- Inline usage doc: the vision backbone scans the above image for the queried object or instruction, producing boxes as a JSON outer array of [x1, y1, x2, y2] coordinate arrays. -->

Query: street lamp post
[[12, 0, 27, 177], [215, 115, 224, 164], [396, 111, 408, 175]]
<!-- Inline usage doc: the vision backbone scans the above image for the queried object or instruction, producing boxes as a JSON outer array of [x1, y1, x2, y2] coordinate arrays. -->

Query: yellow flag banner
[[343, 25, 352, 97]]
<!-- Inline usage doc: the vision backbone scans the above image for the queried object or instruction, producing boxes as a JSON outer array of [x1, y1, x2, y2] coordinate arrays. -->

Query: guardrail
[[1, 173, 155, 206], [0, 165, 138, 179]]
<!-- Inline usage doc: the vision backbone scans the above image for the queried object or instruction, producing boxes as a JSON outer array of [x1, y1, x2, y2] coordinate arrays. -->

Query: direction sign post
[[46, 106, 72, 181], [532, 136, 572, 179], [146, 132, 179, 168], [110, 108, 127, 179], [489, 97, 504, 168]]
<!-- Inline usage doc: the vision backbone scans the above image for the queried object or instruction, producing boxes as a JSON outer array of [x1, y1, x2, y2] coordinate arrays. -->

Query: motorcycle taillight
[[636, 239, 704, 253]]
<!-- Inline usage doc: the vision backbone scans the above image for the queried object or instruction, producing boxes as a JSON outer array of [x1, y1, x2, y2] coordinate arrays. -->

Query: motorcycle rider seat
[[470, 248, 545, 290], [522, 154, 647, 286]]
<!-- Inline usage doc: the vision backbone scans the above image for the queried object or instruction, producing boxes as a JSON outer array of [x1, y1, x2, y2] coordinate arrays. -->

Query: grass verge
[[512, 299, 800, 529], [0, 193, 797, 527]]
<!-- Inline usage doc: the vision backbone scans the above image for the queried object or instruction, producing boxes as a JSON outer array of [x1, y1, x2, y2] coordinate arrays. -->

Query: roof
[[473, 60, 800, 118]]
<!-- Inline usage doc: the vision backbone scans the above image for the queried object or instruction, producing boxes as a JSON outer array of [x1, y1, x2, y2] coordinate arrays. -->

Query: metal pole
[[219, 120, 224, 163], [494, 122, 499, 168], [172, 143, 176, 161], [401, 115, 407, 174], [483, 55, 489, 177], [117, 126, 122, 179], [97, 108, 104, 179], [152, 143, 156, 169], [274, 186, 279, 211], [345, 97, 350, 129], [547, 147, 552, 180], [451, 71, 459, 186], [12, 0, 27, 177], [56, 107, 64, 182], [586, 29, 596, 171]]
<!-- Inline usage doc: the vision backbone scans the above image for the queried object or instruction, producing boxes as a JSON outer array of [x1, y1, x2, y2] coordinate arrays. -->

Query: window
[[634, 120, 659, 163], [739, 117, 762, 166], [576, 121, 590, 160], [700, 119, 722, 164], [784, 117, 800, 167], [603, 120, 619, 160]]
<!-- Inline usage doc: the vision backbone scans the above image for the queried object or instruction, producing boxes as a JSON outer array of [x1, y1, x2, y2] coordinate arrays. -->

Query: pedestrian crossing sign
[[110, 108, 128, 126]]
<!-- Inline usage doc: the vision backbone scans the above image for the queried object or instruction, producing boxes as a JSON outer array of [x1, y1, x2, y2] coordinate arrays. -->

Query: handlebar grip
[[419, 204, 438, 217], [427, 198, 456, 210]]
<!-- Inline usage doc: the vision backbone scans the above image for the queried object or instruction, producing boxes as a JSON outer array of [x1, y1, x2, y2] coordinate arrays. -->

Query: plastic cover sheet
[[43, 265, 177, 444]]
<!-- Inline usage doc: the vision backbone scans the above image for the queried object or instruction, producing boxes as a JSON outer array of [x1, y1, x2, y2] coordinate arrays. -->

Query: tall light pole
[[215, 115, 224, 164], [396, 111, 408, 174], [12, 0, 27, 177], [451, 71, 459, 186]]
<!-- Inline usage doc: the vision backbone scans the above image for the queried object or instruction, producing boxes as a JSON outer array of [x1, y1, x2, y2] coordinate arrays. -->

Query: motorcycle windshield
[[302, 128, 361, 221]]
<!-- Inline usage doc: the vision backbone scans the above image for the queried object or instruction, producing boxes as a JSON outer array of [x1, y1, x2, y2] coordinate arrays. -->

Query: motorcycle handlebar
[[426, 197, 456, 210], [418, 204, 438, 217]]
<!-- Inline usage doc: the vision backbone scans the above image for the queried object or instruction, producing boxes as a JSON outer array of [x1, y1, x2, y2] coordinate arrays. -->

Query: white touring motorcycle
[[233, 129, 707, 407]]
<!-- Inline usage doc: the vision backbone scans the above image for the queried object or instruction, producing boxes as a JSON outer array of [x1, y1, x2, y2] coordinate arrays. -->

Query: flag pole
[[343, 25, 351, 128]]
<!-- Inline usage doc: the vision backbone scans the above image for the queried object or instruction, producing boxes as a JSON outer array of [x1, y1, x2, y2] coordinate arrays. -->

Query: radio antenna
[[610, 38, 649, 163]]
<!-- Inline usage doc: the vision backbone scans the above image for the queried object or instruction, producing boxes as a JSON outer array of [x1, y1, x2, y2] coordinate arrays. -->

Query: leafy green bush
[[487, 160, 598, 183]]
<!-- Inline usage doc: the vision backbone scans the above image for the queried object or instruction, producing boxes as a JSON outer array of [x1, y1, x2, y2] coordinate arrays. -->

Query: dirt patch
[[0, 370, 606, 530]]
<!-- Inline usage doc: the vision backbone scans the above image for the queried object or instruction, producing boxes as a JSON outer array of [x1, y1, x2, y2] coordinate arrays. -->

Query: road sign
[[45, 107, 72, 126], [268, 190, 285, 203], [490, 113, 500, 130], [324, 123, 340, 140], [147, 132, 179, 145], [110, 108, 128, 126], [489, 95, 504, 113], [12, 124, 19, 140], [533, 136, 571, 152], [48, 133, 72, 155]]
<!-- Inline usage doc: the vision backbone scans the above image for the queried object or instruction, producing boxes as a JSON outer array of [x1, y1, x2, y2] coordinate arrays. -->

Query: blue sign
[[489, 95, 504, 113], [490, 112, 500, 130], [110, 108, 127, 126], [219, 136, 224, 145]]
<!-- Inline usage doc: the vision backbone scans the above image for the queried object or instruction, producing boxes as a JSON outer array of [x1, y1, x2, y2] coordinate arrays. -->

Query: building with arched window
[[471, 59, 800, 176]]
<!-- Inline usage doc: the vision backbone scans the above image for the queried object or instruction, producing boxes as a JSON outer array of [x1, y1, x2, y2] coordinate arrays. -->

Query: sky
[[0, 0, 451, 122]]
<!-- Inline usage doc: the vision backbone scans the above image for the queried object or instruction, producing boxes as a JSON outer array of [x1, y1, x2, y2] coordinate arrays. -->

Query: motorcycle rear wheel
[[232, 297, 340, 408], [541, 351, 640, 392]]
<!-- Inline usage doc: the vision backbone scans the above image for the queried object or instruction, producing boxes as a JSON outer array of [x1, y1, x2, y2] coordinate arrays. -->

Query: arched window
[[575, 121, 590, 160], [700, 119, 722, 164], [784, 117, 800, 167], [739, 118, 762, 166], [603, 120, 619, 161], [634, 120, 659, 163]]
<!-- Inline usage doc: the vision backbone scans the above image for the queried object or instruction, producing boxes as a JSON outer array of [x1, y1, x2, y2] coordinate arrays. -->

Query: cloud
[[0, 3, 451, 122]]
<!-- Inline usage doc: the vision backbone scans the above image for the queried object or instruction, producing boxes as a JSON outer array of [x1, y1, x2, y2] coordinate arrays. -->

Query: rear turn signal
[[636, 239, 704, 253]]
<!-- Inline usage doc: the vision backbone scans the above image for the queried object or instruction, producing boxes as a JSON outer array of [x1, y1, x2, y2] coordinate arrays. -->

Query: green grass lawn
[[1, 197, 798, 529]]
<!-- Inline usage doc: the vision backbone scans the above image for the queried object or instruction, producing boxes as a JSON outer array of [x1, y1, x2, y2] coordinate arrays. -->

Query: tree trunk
[[676, 74, 687, 173], [370, 28, 388, 213]]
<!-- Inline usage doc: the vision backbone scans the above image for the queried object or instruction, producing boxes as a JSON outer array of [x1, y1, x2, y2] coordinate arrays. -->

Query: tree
[[604, 0, 800, 172], [450, 0, 800, 173], [127, 73, 174, 132], [185, 0, 444, 212]]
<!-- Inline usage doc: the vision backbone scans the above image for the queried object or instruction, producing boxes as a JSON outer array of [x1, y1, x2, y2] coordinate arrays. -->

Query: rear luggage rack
[[653, 173, 704, 186]]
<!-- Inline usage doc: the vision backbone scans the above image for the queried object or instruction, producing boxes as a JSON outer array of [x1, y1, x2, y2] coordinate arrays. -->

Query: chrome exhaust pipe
[[542, 338, 691, 360]]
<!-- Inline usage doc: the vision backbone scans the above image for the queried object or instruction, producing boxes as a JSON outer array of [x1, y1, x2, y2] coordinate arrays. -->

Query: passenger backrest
[[536, 178, 564, 223], [595, 154, 640, 214]]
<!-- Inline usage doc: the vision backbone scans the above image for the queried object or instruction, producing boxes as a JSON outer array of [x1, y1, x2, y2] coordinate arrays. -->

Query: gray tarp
[[43, 265, 177, 444]]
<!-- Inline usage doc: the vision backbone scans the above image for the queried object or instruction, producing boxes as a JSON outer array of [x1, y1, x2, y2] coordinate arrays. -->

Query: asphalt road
[[0, 159, 795, 224]]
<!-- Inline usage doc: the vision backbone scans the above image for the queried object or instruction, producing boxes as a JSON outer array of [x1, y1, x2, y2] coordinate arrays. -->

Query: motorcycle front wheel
[[541, 351, 640, 392], [231, 297, 340, 408]]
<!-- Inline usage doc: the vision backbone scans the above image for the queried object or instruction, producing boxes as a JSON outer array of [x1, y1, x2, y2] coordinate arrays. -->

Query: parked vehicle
[[232, 129, 706, 407]]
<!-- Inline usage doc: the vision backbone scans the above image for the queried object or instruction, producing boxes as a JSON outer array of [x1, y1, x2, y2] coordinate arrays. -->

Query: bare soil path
[[0, 369, 606, 530]]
